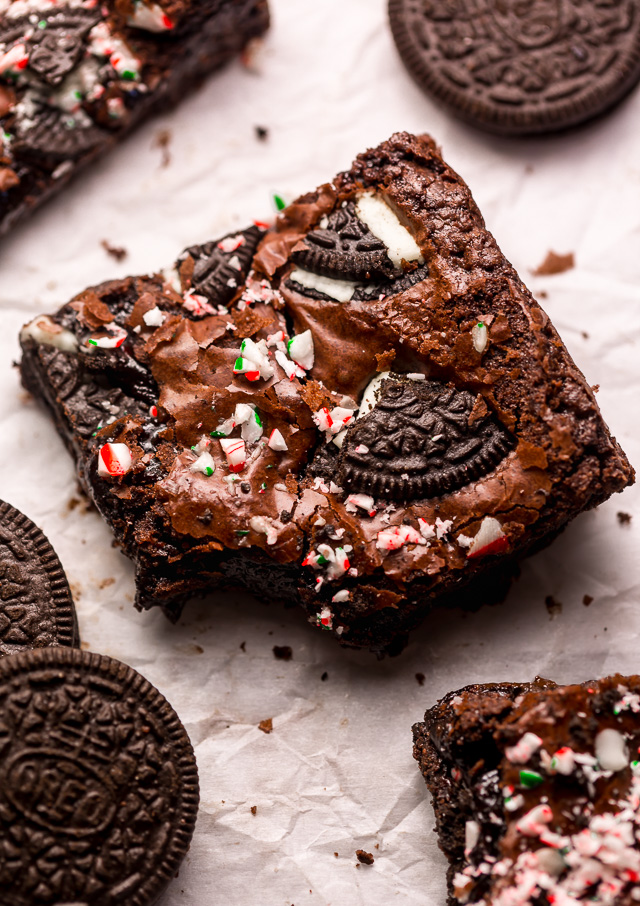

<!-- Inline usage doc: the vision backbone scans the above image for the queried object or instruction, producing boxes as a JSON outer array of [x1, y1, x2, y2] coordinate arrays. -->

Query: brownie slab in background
[[0, 646, 199, 905], [389, 0, 640, 135], [19, 132, 633, 653], [413, 675, 640, 905], [0, 0, 269, 236], [0, 499, 79, 654]]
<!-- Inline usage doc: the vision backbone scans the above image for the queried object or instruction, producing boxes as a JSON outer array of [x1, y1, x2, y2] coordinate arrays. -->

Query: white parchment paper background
[[0, 0, 639, 902]]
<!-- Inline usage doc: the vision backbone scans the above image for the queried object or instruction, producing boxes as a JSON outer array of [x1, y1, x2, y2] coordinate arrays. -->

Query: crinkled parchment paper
[[0, 0, 639, 902]]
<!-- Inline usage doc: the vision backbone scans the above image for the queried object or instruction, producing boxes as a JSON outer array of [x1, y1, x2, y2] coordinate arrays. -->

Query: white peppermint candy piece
[[268, 428, 288, 451], [287, 330, 315, 371], [376, 524, 425, 552], [127, 1, 174, 32], [249, 515, 279, 546], [332, 589, 350, 603], [345, 494, 376, 516], [219, 438, 246, 473], [20, 315, 78, 353], [466, 516, 508, 559], [217, 234, 245, 253], [595, 728, 628, 772], [98, 443, 132, 478], [143, 306, 165, 327], [471, 321, 488, 353], [190, 452, 215, 476], [505, 732, 543, 764]]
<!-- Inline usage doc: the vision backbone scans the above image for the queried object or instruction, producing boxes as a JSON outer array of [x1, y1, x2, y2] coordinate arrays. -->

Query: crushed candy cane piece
[[234, 337, 274, 381], [345, 494, 376, 517], [313, 406, 354, 438], [219, 438, 246, 473], [20, 315, 78, 353], [376, 524, 425, 552], [127, 1, 174, 31], [467, 516, 508, 559], [435, 517, 453, 540], [249, 515, 279, 545], [551, 746, 576, 775], [332, 590, 350, 603], [516, 804, 553, 837], [287, 330, 315, 371], [0, 44, 28, 74], [183, 291, 216, 317], [505, 732, 543, 764], [143, 306, 165, 327], [268, 428, 288, 451], [217, 234, 246, 253], [471, 321, 488, 354], [88, 328, 127, 349], [316, 607, 333, 630], [190, 451, 215, 476], [417, 519, 436, 541], [98, 443, 132, 478], [595, 728, 628, 772], [275, 348, 299, 380]]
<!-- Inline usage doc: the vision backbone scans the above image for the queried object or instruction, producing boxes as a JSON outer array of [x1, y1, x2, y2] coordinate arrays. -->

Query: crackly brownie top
[[20, 133, 632, 635], [0, 0, 208, 187], [418, 675, 640, 905]]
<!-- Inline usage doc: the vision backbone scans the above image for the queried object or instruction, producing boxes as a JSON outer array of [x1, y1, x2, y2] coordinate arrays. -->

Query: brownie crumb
[[255, 125, 269, 141], [98, 577, 116, 589], [617, 511, 632, 526], [533, 250, 575, 276], [101, 239, 127, 262], [250, 806, 257, 816], [583, 594, 594, 606], [415, 672, 425, 686], [258, 718, 273, 734], [153, 128, 172, 168], [538, 290, 548, 299], [356, 850, 374, 865], [273, 645, 292, 661], [545, 595, 562, 619], [240, 641, 246, 652], [321, 671, 328, 682], [375, 349, 396, 372], [334, 852, 339, 858]]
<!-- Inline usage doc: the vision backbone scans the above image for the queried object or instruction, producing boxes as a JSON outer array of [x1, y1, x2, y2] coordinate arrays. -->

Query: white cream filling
[[289, 268, 360, 303], [21, 315, 78, 353], [355, 192, 423, 267]]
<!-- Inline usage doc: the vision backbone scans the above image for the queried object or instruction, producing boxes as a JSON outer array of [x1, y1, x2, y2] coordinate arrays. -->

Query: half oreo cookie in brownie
[[19, 133, 634, 654], [0, 646, 199, 904], [0, 499, 79, 654], [0, 0, 269, 236], [413, 675, 640, 905]]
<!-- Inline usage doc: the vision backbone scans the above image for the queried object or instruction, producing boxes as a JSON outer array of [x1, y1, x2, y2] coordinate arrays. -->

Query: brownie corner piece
[[19, 131, 633, 653], [414, 674, 640, 904], [0, 0, 269, 235]]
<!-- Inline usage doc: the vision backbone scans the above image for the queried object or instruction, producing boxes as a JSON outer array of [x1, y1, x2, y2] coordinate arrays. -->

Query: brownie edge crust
[[413, 675, 640, 905], [19, 132, 634, 653]]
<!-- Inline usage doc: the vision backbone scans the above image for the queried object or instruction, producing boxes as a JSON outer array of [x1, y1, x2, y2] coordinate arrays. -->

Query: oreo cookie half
[[338, 375, 513, 500], [389, 0, 640, 135], [0, 501, 79, 655], [0, 647, 199, 905]]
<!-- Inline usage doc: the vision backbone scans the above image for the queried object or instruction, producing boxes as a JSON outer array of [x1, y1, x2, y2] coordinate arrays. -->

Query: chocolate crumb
[[255, 125, 268, 141], [582, 331, 590, 339], [240, 641, 246, 652], [258, 718, 273, 734], [583, 594, 594, 606], [356, 850, 374, 865], [321, 671, 328, 682], [415, 672, 425, 686], [334, 852, 339, 858], [538, 290, 548, 299], [617, 511, 632, 526], [591, 384, 600, 394], [273, 645, 292, 661], [153, 128, 172, 168], [101, 239, 127, 262], [250, 806, 257, 816], [545, 595, 562, 619], [533, 250, 575, 276]]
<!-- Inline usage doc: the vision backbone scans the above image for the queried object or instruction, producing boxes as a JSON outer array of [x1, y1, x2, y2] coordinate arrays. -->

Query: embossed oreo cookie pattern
[[389, 0, 640, 134], [0, 647, 199, 906]]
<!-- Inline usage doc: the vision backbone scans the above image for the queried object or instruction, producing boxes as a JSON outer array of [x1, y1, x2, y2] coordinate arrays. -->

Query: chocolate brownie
[[0, 499, 79, 653], [0, 0, 269, 235], [19, 132, 633, 653], [0, 646, 199, 904], [413, 674, 640, 905], [389, 0, 640, 135]]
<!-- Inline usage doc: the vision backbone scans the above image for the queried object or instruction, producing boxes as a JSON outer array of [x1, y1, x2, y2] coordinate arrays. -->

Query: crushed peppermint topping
[[376, 524, 426, 552], [505, 732, 543, 765], [219, 438, 246, 473], [98, 442, 131, 478], [467, 516, 508, 559], [190, 451, 215, 477], [142, 306, 165, 327], [249, 515, 279, 545], [345, 494, 376, 517], [268, 428, 288, 451], [217, 234, 246, 253]]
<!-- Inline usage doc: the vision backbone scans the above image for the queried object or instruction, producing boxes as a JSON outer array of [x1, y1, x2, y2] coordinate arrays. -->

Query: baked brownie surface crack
[[19, 133, 634, 653], [413, 675, 640, 905], [0, 0, 269, 235]]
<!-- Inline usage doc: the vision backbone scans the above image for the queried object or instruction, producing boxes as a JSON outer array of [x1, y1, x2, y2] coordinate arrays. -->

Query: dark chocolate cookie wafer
[[389, 0, 640, 135], [0, 646, 199, 905], [0, 500, 78, 655]]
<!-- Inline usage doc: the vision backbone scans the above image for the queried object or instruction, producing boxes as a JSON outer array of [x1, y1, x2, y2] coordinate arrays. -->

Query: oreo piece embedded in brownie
[[0, 499, 79, 653], [0, 0, 269, 236], [389, 0, 640, 135], [0, 646, 199, 904], [19, 133, 633, 654], [413, 675, 640, 905]]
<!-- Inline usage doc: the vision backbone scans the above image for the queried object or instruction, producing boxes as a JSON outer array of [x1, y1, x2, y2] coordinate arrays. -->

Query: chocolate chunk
[[0, 647, 198, 904], [292, 201, 396, 282], [177, 225, 263, 310], [0, 501, 79, 655], [338, 377, 513, 501], [389, 0, 640, 135]]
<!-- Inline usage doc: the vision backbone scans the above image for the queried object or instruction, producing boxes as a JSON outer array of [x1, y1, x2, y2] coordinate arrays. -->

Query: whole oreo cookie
[[0, 501, 79, 655], [0, 646, 199, 905], [338, 376, 513, 500], [389, 0, 640, 135], [292, 201, 397, 282]]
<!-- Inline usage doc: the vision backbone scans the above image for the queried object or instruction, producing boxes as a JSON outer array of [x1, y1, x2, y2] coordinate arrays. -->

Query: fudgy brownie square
[[413, 675, 640, 905], [0, 0, 269, 234], [19, 132, 633, 653]]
